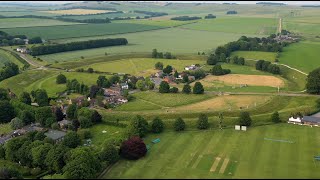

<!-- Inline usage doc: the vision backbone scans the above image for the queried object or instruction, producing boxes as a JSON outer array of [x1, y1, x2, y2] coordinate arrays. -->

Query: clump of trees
[[171, 16, 202, 21], [155, 62, 164, 70], [255, 60, 280, 74], [306, 67, 320, 94], [231, 56, 245, 65], [204, 14, 216, 19], [271, 111, 280, 123], [31, 38, 128, 56], [227, 10, 237, 14], [210, 65, 231, 76], [152, 49, 176, 59], [238, 111, 252, 126], [66, 79, 89, 95], [133, 10, 168, 17], [0, 62, 19, 82], [28, 37, 42, 44], [56, 74, 67, 84]]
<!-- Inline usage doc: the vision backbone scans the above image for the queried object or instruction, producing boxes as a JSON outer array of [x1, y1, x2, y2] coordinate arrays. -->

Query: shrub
[[174, 117, 186, 131], [239, 111, 252, 126], [119, 136, 147, 160], [197, 114, 209, 129], [169, 87, 179, 93], [193, 82, 204, 94], [56, 74, 67, 84], [151, 117, 164, 133]]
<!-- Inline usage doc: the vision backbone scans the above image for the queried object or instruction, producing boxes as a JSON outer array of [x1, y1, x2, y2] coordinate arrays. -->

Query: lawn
[[39, 28, 261, 62], [104, 123, 320, 179], [0, 18, 82, 29], [41, 9, 113, 15], [82, 58, 206, 76], [179, 17, 278, 35], [231, 51, 277, 62], [279, 41, 320, 73], [0, 49, 25, 68], [2, 23, 164, 40], [113, 19, 195, 27], [203, 63, 271, 75]]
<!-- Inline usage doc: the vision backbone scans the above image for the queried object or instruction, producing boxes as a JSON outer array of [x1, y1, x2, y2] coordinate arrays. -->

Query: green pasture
[[113, 19, 195, 27], [279, 41, 320, 73], [64, 12, 146, 20], [203, 63, 271, 75], [82, 58, 205, 76], [39, 28, 260, 62], [0, 18, 82, 29], [0, 49, 25, 68], [104, 123, 320, 179], [2, 23, 163, 40], [283, 20, 320, 36], [231, 51, 277, 62], [179, 17, 278, 35]]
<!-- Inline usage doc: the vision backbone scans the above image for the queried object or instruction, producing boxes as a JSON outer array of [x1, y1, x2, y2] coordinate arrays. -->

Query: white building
[[120, 83, 129, 90], [16, 47, 28, 53], [288, 117, 302, 124], [184, 64, 197, 71]]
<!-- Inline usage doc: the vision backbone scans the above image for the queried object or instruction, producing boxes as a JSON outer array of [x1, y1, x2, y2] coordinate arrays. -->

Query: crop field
[[0, 18, 82, 28], [39, 28, 260, 62], [2, 23, 163, 40], [193, 74, 285, 88], [203, 63, 270, 75], [104, 124, 320, 179], [81, 58, 205, 76], [65, 12, 146, 20], [0, 49, 25, 68], [113, 19, 195, 27], [231, 51, 277, 62], [279, 41, 320, 73], [179, 17, 278, 35], [41, 9, 114, 15]]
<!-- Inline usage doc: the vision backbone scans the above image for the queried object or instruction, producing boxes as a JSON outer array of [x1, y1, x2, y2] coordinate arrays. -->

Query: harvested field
[[41, 9, 113, 15], [196, 74, 284, 88]]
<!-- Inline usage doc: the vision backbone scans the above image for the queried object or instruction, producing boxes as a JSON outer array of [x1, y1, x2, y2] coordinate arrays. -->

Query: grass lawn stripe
[[219, 158, 230, 174]]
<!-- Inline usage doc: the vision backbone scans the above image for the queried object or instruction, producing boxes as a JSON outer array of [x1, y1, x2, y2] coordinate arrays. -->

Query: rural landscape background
[[0, 1, 320, 179]]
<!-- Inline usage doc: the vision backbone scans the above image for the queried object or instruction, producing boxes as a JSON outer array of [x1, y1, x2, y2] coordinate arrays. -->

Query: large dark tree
[[127, 115, 149, 138], [0, 88, 9, 100], [193, 82, 204, 94], [159, 81, 170, 93], [154, 62, 163, 70], [197, 114, 209, 130], [163, 65, 173, 74], [35, 107, 53, 126], [66, 104, 77, 120], [99, 140, 120, 165], [0, 100, 15, 123], [271, 111, 281, 123], [45, 144, 70, 173], [18, 92, 31, 105], [151, 117, 164, 133], [174, 117, 186, 131], [91, 110, 102, 124], [238, 111, 252, 126], [62, 132, 81, 148], [306, 68, 320, 94], [33, 89, 49, 106], [56, 74, 67, 84], [119, 136, 147, 160], [182, 84, 191, 94], [55, 107, 64, 121]]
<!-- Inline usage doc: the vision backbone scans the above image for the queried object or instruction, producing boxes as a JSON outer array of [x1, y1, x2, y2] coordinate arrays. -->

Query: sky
[[0, 1, 319, 5]]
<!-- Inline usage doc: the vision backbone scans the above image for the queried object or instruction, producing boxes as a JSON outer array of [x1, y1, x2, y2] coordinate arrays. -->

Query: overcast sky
[[0, 1, 319, 5]]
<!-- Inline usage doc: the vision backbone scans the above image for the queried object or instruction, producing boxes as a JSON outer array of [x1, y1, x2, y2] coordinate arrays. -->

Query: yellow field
[[193, 74, 284, 88], [41, 9, 113, 15], [173, 95, 271, 112]]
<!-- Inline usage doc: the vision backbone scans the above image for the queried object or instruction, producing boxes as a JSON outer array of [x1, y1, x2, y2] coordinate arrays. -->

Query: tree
[[127, 115, 149, 138], [193, 82, 204, 94], [0, 100, 15, 123], [0, 167, 22, 179], [29, 36, 42, 44], [0, 145, 5, 159], [182, 75, 189, 83], [174, 70, 179, 78], [170, 87, 179, 93], [197, 114, 209, 129], [271, 111, 280, 123], [56, 74, 67, 84], [45, 144, 70, 173], [207, 54, 218, 65], [151, 117, 164, 133], [66, 104, 77, 120], [34, 131, 46, 141], [163, 65, 173, 74], [109, 75, 120, 85], [89, 85, 100, 98], [0, 89, 9, 101], [99, 140, 120, 165], [63, 147, 101, 179], [154, 62, 163, 70], [55, 107, 64, 121], [45, 117, 56, 128], [182, 84, 191, 94], [97, 76, 111, 88], [174, 117, 185, 131], [255, 60, 264, 70], [211, 65, 225, 75], [306, 68, 320, 94], [33, 89, 49, 106], [136, 80, 146, 91], [31, 143, 53, 168], [87, 68, 94, 73], [152, 49, 158, 58], [10, 117, 24, 130], [78, 116, 92, 128], [119, 136, 147, 160], [18, 92, 31, 105], [62, 132, 81, 148], [5, 137, 28, 162], [91, 110, 102, 124], [159, 81, 170, 93], [238, 111, 252, 126], [35, 107, 53, 126], [19, 110, 34, 125]]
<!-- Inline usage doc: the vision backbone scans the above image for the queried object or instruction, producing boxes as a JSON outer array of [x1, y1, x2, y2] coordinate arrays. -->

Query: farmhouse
[[16, 46, 29, 53], [163, 75, 175, 83], [288, 116, 320, 126], [150, 77, 162, 86], [185, 64, 199, 71], [104, 86, 121, 97], [120, 82, 129, 90]]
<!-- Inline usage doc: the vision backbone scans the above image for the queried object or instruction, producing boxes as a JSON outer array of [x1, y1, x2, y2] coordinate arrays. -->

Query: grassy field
[[279, 41, 320, 73], [41, 9, 113, 15], [0, 49, 25, 68], [2, 23, 163, 40], [104, 123, 320, 178], [39, 28, 260, 62], [81, 58, 205, 76], [231, 51, 277, 62], [113, 19, 195, 27], [0, 18, 82, 28], [65, 12, 146, 20], [179, 17, 278, 35], [203, 63, 271, 75]]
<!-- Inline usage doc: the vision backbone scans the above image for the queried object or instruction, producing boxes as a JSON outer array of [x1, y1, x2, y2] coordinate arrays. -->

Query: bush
[[271, 111, 280, 123], [77, 129, 92, 140], [159, 81, 170, 93], [174, 117, 185, 131], [182, 84, 191, 94], [151, 117, 164, 133], [119, 136, 147, 160], [62, 132, 81, 148], [193, 82, 204, 94], [169, 87, 179, 93], [56, 74, 67, 84], [197, 114, 209, 129], [239, 111, 252, 126], [78, 116, 92, 128], [99, 140, 120, 165]]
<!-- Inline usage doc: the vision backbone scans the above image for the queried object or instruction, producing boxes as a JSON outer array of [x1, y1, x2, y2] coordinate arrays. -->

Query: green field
[[81, 58, 205, 76], [0, 18, 82, 28], [231, 51, 277, 62], [113, 19, 195, 27], [104, 124, 320, 179], [0, 49, 25, 68], [39, 28, 260, 62], [203, 63, 271, 75], [180, 17, 278, 35], [279, 41, 320, 73], [64, 12, 146, 20], [2, 23, 163, 40]]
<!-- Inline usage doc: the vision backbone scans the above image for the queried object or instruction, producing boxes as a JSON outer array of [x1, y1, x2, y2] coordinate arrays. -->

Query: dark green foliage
[[35, 106, 53, 126], [0, 145, 5, 159], [78, 116, 92, 128], [56, 74, 67, 84], [99, 140, 120, 165], [97, 75, 111, 88], [207, 54, 219, 65], [5, 136, 28, 162], [159, 81, 170, 93], [0, 62, 20, 81], [163, 65, 173, 74], [232, 56, 245, 65], [10, 117, 24, 130], [77, 129, 92, 140], [55, 107, 64, 121], [87, 68, 94, 73], [154, 61, 164, 70], [31, 38, 128, 56], [32, 89, 49, 106], [133, 10, 168, 17], [197, 114, 209, 129], [0, 100, 15, 123], [45, 144, 70, 173], [28, 36, 42, 44], [120, 136, 147, 160], [151, 117, 164, 133], [174, 70, 179, 78], [62, 132, 81, 148], [31, 143, 53, 168], [189, 69, 206, 79], [0, 167, 22, 179], [239, 111, 252, 126], [66, 104, 77, 120], [183, 75, 189, 83], [18, 92, 31, 105], [227, 10, 238, 14], [34, 131, 46, 141], [174, 117, 186, 131], [193, 82, 204, 94], [109, 74, 120, 84], [0, 88, 9, 100], [182, 84, 191, 94], [20, 110, 34, 125], [205, 14, 216, 19], [170, 87, 179, 93], [211, 65, 231, 76], [306, 68, 320, 94], [66, 79, 89, 95], [45, 117, 56, 128], [271, 111, 281, 123], [255, 60, 280, 74], [127, 115, 149, 138], [91, 110, 102, 124], [171, 16, 202, 21]]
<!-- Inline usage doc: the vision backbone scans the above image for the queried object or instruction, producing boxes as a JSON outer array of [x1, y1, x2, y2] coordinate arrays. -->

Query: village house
[[103, 86, 128, 105], [288, 115, 320, 126], [16, 46, 29, 54], [150, 77, 162, 87], [120, 82, 129, 90], [163, 75, 175, 84], [184, 64, 198, 71]]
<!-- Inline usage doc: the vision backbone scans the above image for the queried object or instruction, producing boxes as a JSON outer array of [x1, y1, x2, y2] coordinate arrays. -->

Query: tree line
[[0, 31, 42, 46], [171, 16, 202, 21], [0, 62, 19, 82], [151, 49, 176, 59], [30, 38, 128, 56], [255, 60, 280, 74], [133, 10, 168, 17], [204, 14, 216, 19]]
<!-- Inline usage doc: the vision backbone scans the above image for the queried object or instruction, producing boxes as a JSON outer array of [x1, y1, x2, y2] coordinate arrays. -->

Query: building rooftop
[[302, 116, 320, 123], [45, 129, 66, 140]]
